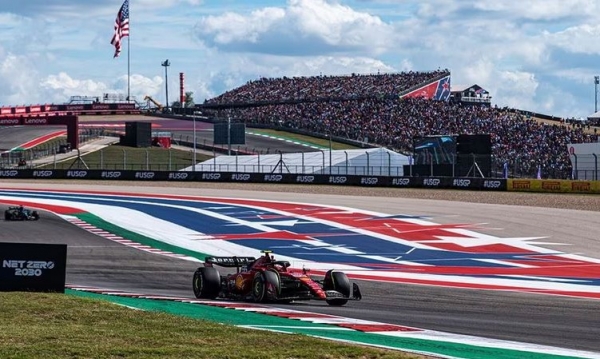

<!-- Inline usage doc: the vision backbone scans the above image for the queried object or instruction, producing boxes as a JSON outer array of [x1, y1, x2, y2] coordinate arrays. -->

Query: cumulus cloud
[[0, 53, 44, 105], [473, 1, 600, 21], [39, 73, 164, 104], [497, 71, 539, 109], [195, 0, 395, 56], [544, 24, 600, 55]]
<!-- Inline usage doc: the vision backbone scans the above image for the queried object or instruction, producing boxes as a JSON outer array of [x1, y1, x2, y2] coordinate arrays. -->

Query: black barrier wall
[[0, 169, 508, 191], [0, 243, 67, 293]]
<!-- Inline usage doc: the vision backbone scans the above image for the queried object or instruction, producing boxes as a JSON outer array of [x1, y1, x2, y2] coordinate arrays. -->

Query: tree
[[171, 91, 194, 108], [185, 91, 195, 107]]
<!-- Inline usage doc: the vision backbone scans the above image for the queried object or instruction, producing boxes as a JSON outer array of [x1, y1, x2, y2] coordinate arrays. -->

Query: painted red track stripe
[[17, 130, 66, 149]]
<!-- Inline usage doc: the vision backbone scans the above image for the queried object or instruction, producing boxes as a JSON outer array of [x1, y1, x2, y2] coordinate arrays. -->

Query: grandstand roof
[[185, 147, 411, 176], [451, 84, 488, 93], [588, 111, 600, 119]]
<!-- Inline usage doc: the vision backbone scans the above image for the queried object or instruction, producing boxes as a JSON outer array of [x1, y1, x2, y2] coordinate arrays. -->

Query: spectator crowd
[[206, 70, 449, 104], [203, 72, 598, 179]]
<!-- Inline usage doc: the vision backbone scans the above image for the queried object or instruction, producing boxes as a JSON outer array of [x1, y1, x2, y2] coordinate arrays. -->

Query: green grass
[[250, 129, 364, 150], [37, 145, 212, 171], [0, 292, 420, 359]]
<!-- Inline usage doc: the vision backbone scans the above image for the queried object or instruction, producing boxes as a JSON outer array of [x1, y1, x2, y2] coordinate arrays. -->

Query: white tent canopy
[[185, 147, 411, 176]]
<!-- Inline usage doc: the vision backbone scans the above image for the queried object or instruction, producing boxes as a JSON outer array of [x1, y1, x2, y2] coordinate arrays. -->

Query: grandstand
[[204, 70, 450, 105], [198, 70, 599, 179]]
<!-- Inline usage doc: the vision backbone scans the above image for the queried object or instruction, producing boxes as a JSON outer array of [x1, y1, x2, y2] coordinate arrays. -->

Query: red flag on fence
[[110, 0, 130, 58]]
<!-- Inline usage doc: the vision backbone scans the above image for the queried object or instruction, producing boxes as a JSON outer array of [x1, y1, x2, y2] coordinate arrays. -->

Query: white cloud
[[496, 70, 539, 110], [0, 53, 43, 105], [544, 24, 600, 55], [195, 0, 395, 56], [473, 1, 600, 21], [39, 73, 164, 104]]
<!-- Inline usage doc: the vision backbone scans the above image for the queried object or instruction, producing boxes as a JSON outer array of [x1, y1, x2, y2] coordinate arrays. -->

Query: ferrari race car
[[193, 250, 362, 306], [4, 206, 40, 221]]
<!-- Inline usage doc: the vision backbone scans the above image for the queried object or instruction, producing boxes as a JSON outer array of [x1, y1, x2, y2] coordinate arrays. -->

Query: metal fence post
[[213, 148, 217, 171], [593, 153, 598, 181], [319, 150, 325, 174], [366, 151, 370, 176], [100, 149, 104, 169], [122, 149, 127, 170], [344, 151, 348, 175], [145, 149, 149, 170], [387, 151, 391, 177]]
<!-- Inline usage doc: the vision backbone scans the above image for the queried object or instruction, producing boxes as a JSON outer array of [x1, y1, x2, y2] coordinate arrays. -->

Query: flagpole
[[127, 19, 131, 102]]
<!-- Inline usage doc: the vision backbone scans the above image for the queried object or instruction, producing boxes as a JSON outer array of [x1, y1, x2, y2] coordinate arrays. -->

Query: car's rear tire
[[32, 211, 39, 220], [4, 211, 10, 221], [252, 270, 280, 302], [193, 267, 221, 299], [324, 270, 350, 306]]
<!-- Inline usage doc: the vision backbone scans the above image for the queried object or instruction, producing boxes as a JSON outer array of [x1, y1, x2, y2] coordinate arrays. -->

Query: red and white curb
[[66, 285, 421, 334], [61, 215, 201, 262]]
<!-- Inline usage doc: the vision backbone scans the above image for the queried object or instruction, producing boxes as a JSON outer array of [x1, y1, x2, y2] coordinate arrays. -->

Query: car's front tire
[[323, 270, 351, 306]]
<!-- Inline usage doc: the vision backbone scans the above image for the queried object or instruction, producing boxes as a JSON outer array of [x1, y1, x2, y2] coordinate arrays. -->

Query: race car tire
[[4, 211, 10, 221], [252, 270, 281, 303], [193, 267, 220, 299], [324, 270, 351, 306], [32, 211, 40, 221]]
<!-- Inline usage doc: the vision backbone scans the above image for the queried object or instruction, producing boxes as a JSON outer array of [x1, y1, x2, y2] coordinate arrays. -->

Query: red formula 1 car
[[192, 250, 362, 306]]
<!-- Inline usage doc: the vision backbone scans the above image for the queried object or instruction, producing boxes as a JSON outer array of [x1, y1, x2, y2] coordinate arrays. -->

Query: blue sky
[[0, 0, 598, 118]]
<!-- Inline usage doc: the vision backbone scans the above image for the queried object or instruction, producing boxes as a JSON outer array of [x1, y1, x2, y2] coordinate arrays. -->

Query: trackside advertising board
[[507, 179, 600, 194], [0, 243, 67, 293], [0, 169, 509, 191]]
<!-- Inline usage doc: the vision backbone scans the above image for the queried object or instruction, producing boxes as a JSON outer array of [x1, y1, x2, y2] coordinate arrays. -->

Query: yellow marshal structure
[[507, 179, 600, 194]]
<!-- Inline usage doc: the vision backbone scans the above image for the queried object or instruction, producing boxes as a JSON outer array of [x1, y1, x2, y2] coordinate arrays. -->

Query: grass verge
[[250, 129, 364, 150], [0, 292, 421, 359]]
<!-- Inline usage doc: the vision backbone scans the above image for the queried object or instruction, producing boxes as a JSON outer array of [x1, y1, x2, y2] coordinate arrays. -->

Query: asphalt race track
[[0, 126, 65, 151], [1, 186, 599, 353]]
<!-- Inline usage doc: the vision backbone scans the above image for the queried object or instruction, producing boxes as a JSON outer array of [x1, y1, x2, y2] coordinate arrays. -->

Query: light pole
[[161, 59, 170, 111], [595, 76, 599, 113], [193, 114, 196, 171]]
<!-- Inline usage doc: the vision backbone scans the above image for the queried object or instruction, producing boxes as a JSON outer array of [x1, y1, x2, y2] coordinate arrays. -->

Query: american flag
[[110, 0, 130, 58]]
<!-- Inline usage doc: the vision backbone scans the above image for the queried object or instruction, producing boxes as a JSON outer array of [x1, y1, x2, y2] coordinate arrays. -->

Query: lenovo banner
[[0, 242, 67, 293]]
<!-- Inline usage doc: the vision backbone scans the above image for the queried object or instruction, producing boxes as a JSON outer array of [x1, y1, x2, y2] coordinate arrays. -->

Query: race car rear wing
[[204, 256, 256, 268]]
